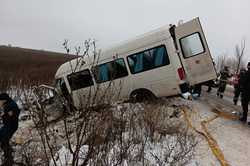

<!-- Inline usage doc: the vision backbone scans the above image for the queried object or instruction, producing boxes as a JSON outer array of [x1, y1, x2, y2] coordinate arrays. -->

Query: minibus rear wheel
[[130, 89, 157, 103]]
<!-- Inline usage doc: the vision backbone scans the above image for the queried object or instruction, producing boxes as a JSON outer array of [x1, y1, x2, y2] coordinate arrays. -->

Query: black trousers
[[0, 126, 16, 166], [233, 85, 241, 103], [217, 81, 227, 94], [0, 141, 13, 166], [241, 96, 250, 121]]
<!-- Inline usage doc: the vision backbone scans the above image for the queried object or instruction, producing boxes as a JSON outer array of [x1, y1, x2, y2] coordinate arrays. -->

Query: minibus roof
[[55, 24, 172, 79]]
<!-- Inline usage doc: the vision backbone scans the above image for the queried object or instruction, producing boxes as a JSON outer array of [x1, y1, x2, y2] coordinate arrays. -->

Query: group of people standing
[[192, 61, 250, 125], [216, 62, 250, 125]]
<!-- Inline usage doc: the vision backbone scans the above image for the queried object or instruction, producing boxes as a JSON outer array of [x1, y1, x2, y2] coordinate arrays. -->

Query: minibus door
[[175, 17, 217, 85]]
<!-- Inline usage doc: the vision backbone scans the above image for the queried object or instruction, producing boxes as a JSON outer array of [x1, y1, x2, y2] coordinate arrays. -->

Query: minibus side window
[[67, 69, 94, 91], [99, 64, 110, 82], [127, 45, 169, 74], [180, 32, 205, 58], [112, 59, 128, 79], [94, 58, 128, 83], [153, 46, 167, 67]]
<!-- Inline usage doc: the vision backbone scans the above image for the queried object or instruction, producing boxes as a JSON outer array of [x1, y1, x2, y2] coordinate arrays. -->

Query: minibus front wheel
[[129, 89, 157, 103]]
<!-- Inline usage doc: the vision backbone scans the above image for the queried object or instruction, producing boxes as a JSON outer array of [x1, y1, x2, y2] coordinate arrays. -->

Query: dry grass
[[19, 91, 197, 165]]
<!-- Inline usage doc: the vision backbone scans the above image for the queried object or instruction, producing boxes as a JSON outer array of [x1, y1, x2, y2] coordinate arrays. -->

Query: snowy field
[[2, 85, 250, 166]]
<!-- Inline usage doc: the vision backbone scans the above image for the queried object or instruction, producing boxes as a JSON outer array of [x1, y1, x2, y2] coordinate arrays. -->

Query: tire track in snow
[[182, 107, 230, 166]]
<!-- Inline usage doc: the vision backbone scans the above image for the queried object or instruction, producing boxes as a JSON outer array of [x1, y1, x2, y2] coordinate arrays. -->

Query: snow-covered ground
[[7, 85, 250, 165], [189, 86, 250, 166]]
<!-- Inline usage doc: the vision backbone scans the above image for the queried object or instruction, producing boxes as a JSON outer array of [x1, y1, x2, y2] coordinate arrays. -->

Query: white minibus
[[55, 17, 217, 107]]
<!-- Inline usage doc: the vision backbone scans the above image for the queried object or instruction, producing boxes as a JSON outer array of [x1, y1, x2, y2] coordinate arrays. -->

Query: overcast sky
[[1, 0, 250, 62]]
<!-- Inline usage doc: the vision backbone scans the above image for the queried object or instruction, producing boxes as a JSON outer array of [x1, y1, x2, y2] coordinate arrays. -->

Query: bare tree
[[235, 38, 246, 73], [215, 53, 227, 72]]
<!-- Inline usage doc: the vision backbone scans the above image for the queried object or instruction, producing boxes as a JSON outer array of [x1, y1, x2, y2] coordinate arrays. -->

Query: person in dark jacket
[[217, 66, 231, 98], [233, 68, 246, 105], [0, 93, 20, 166], [239, 62, 250, 125]]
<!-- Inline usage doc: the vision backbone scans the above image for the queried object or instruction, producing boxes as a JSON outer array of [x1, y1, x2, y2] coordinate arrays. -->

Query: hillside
[[0, 46, 77, 86]]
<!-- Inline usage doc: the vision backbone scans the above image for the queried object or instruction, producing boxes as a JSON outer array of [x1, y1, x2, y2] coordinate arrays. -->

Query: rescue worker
[[217, 66, 231, 98], [239, 62, 250, 125], [233, 68, 246, 105], [205, 60, 217, 92], [0, 93, 20, 166]]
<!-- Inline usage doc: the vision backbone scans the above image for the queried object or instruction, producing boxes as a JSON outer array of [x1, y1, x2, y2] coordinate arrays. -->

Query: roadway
[[190, 85, 250, 166]]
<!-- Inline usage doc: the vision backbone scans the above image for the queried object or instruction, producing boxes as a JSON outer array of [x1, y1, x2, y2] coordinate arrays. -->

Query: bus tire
[[130, 89, 157, 103]]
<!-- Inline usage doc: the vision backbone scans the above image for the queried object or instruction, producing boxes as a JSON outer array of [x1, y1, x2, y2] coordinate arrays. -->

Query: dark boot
[[239, 117, 247, 122], [233, 99, 237, 105]]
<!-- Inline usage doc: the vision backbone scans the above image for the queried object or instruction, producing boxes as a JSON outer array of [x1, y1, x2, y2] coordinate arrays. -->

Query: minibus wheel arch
[[129, 89, 157, 103]]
